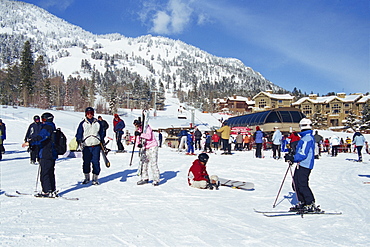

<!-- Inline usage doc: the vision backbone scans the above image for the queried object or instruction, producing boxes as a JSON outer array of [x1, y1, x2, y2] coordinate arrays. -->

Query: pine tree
[[344, 110, 360, 131], [20, 41, 35, 106], [360, 104, 370, 130]]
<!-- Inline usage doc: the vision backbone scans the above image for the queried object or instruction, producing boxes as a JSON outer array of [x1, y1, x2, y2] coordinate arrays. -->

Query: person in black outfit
[[24, 115, 42, 165], [22, 112, 58, 197], [98, 116, 109, 139], [194, 127, 202, 150], [0, 119, 6, 154]]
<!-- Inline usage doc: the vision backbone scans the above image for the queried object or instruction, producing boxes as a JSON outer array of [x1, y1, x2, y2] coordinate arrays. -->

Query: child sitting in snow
[[187, 153, 219, 190]]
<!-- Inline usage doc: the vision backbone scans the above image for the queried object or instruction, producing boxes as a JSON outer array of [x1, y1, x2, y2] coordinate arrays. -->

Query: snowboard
[[100, 143, 111, 168], [218, 178, 254, 190]]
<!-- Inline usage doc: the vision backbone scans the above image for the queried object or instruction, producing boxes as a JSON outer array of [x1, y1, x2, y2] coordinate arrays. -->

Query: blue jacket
[[254, 130, 265, 144], [187, 133, 194, 146], [30, 122, 57, 160], [294, 129, 315, 169]]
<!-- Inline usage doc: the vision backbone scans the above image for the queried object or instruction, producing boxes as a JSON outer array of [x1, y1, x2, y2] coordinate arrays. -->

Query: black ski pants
[[40, 158, 56, 193], [293, 165, 315, 205]]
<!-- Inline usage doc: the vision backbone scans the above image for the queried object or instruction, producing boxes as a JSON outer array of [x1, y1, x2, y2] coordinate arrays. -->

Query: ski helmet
[[33, 115, 40, 121], [299, 118, 312, 130], [198, 153, 209, 164], [85, 107, 94, 116], [41, 112, 54, 122], [133, 119, 141, 126]]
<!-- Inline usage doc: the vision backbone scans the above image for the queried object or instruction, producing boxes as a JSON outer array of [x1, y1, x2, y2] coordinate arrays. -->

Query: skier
[[194, 127, 202, 150], [284, 118, 319, 213], [352, 129, 366, 162], [187, 153, 218, 190], [186, 130, 195, 155], [75, 107, 104, 185], [287, 131, 300, 154], [22, 113, 58, 197], [177, 128, 188, 151], [24, 115, 42, 165], [113, 114, 125, 152], [97, 116, 109, 139], [0, 119, 6, 154], [314, 130, 323, 158], [134, 119, 161, 186], [211, 132, 220, 150], [253, 126, 265, 158], [271, 127, 282, 159], [243, 134, 251, 151], [216, 121, 231, 154], [330, 134, 340, 157], [203, 131, 213, 153]]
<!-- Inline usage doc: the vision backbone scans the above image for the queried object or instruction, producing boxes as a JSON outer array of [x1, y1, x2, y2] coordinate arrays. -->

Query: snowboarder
[[22, 113, 58, 197], [75, 107, 104, 185], [272, 127, 282, 159], [187, 153, 218, 189], [113, 114, 125, 152], [24, 115, 42, 165], [134, 119, 161, 186], [352, 129, 366, 162], [284, 118, 319, 213]]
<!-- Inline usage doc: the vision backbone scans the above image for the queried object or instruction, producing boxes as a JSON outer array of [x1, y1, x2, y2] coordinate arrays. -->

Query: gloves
[[284, 153, 294, 163], [137, 144, 143, 148], [134, 131, 141, 136]]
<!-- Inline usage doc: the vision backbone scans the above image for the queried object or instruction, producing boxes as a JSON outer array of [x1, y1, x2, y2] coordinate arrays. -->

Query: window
[[332, 104, 341, 114], [302, 105, 312, 115], [258, 99, 267, 108]]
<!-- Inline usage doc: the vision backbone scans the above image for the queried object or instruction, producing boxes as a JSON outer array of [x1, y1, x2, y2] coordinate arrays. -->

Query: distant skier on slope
[[284, 118, 319, 213], [187, 153, 219, 190]]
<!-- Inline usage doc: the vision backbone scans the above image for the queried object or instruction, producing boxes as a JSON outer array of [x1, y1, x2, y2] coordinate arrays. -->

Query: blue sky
[[20, 0, 369, 95]]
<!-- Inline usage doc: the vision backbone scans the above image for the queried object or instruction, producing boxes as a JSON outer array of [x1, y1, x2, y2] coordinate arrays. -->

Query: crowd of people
[[14, 108, 368, 213]]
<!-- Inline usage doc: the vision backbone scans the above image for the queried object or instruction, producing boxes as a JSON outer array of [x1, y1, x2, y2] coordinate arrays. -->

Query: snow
[[1, 97, 370, 246]]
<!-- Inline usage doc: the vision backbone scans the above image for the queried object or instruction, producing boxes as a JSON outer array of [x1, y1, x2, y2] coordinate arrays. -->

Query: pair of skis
[[254, 209, 342, 217], [129, 109, 150, 176], [5, 191, 79, 200]]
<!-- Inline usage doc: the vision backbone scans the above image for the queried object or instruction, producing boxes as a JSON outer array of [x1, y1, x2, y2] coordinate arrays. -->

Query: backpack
[[53, 128, 67, 155]]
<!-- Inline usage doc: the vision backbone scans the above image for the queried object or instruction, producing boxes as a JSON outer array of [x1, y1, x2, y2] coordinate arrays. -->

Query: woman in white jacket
[[353, 130, 366, 162]]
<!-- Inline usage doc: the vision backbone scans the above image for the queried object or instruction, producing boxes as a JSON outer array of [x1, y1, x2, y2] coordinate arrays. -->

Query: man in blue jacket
[[285, 118, 319, 213], [22, 113, 58, 197]]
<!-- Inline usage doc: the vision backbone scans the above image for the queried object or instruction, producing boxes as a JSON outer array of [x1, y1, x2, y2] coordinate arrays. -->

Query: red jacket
[[188, 159, 209, 185], [288, 132, 300, 143], [211, 134, 220, 143]]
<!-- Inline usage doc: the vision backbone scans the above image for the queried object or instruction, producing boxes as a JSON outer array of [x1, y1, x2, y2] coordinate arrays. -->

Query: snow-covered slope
[[0, 97, 370, 246]]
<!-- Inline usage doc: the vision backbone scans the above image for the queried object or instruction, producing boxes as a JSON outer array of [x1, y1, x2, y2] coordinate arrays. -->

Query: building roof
[[224, 107, 305, 127], [252, 92, 295, 100], [292, 94, 364, 105]]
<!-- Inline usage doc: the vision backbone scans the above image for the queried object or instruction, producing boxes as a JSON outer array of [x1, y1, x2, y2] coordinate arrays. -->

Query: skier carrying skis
[[187, 153, 218, 190], [24, 115, 42, 165], [134, 119, 161, 186], [22, 113, 58, 197], [284, 118, 319, 213], [75, 107, 104, 185]]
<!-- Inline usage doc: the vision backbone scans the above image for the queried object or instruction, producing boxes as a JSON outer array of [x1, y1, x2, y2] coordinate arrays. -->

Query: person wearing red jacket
[[188, 153, 218, 189], [287, 131, 300, 154], [211, 133, 220, 150]]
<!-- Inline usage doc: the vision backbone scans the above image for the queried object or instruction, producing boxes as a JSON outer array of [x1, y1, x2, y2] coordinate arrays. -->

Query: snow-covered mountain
[[0, 0, 283, 95]]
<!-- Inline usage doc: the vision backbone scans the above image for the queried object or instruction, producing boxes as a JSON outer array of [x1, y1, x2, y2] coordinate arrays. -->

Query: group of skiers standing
[[22, 107, 161, 198]]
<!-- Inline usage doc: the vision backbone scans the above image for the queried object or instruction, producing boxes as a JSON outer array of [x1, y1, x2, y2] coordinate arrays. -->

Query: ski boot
[[137, 179, 149, 185], [92, 174, 100, 185], [82, 173, 90, 184], [152, 181, 160, 186]]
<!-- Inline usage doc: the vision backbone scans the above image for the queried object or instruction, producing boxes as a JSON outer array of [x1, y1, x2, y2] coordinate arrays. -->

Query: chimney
[[309, 94, 317, 100], [233, 94, 237, 99], [337, 93, 346, 98]]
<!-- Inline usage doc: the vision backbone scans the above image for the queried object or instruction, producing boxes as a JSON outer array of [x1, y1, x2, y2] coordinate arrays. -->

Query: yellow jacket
[[217, 125, 231, 139]]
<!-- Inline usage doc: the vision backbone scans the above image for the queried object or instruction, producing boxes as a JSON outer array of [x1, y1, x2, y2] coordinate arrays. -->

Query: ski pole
[[289, 163, 299, 203], [35, 164, 41, 192], [272, 163, 291, 208], [129, 135, 137, 166]]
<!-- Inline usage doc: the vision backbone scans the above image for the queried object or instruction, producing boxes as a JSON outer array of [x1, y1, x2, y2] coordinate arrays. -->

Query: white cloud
[[141, 0, 193, 35], [39, 0, 74, 11]]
